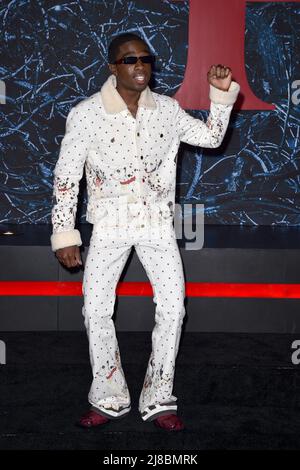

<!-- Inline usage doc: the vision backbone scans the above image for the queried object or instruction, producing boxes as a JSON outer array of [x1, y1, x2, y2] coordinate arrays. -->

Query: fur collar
[[100, 74, 157, 114]]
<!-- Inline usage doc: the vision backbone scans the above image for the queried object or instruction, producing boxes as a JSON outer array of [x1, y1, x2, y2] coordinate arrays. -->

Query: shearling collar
[[100, 74, 157, 114]]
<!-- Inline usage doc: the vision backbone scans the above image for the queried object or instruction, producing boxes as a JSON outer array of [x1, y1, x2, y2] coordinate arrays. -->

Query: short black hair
[[108, 33, 150, 64]]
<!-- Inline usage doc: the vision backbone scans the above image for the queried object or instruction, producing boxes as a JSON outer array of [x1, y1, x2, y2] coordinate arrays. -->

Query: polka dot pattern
[[82, 233, 186, 420], [51, 74, 235, 247], [51, 74, 237, 419]]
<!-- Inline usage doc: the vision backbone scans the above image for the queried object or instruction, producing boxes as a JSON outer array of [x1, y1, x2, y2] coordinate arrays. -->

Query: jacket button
[[137, 132, 140, 137], [140, 156, 143, 160], [160, 133, 163, 137]]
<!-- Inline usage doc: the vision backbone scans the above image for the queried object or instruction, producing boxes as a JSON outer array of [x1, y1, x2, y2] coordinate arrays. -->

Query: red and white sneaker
[[77, 410, 110, 428], [154, 414, 185, 431]]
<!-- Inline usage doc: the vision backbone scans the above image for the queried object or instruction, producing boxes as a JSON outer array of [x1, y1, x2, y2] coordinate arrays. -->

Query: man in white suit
[[51, 33, 240, 431]]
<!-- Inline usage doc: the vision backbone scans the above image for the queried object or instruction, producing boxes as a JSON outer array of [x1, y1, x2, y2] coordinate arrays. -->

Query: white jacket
[[50, 74, 240, 251]]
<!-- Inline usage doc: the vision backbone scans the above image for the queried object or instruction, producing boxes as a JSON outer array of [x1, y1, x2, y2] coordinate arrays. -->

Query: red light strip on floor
[[0, 281, 300, 298]]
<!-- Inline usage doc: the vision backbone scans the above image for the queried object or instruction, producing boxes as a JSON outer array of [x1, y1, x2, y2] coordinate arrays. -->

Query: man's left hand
[[207, 64, 232, 91]]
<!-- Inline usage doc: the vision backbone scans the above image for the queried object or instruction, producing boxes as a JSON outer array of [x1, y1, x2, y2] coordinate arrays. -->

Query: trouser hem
[[140, 404, 177, 422], [90, 404, 131, 420]]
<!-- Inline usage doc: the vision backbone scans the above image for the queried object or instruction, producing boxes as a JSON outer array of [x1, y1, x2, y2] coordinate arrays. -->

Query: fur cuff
[[50, 229, 82, 252], [209, 81, 240, 106]]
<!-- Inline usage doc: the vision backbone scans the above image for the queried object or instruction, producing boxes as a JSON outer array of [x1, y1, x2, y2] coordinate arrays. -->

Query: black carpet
[[1, 332, 300, 450]]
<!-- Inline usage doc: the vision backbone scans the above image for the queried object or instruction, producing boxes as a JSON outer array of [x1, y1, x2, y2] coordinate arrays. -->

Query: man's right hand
[[55, 245, 83, 268]]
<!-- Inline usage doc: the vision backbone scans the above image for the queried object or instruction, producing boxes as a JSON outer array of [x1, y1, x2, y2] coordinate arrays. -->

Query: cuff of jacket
[[209, 81, 240, 106], [50, 229, 82, 252]]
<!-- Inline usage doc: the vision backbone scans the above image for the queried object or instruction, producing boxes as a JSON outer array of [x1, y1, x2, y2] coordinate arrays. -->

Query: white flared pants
[[82, 227, 186, 421]]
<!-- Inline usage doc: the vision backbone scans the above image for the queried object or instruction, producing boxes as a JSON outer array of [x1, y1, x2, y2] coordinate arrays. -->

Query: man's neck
[[116, 86, 141, 109]]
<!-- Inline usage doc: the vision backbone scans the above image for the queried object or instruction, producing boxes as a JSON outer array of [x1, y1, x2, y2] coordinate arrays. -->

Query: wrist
[[212, 83, 230, 92]]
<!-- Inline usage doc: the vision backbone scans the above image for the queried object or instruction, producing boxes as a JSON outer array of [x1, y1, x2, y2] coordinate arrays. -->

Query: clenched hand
[[207, 64, 232, 92], [56, 245, 82, 268]]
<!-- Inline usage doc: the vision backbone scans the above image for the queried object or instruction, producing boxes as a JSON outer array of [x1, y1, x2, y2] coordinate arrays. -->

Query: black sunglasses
[[114, 55, 156, 65]]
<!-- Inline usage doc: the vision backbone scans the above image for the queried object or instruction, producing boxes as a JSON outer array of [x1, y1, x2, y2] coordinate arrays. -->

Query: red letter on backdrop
[[173, 0, 300, 110]]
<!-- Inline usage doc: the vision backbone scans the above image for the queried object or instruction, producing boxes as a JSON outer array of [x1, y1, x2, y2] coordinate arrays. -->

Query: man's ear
[[108, 63, 117, 76]]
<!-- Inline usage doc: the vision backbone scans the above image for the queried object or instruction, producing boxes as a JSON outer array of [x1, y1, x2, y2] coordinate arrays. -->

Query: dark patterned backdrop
[[0, 0, 299, 225]]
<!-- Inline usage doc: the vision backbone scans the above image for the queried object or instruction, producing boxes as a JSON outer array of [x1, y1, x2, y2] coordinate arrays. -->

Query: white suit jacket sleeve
[[174, 81, 240, 148], [50, 106, 89, 252]]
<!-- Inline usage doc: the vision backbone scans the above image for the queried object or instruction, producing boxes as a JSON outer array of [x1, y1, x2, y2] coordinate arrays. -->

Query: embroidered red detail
[[120, 176, 136, 185], [107, 367, 117, 379]]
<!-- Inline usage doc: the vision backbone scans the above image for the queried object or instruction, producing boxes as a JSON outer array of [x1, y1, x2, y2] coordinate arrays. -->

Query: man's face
[[109, 40, 152, 92]]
